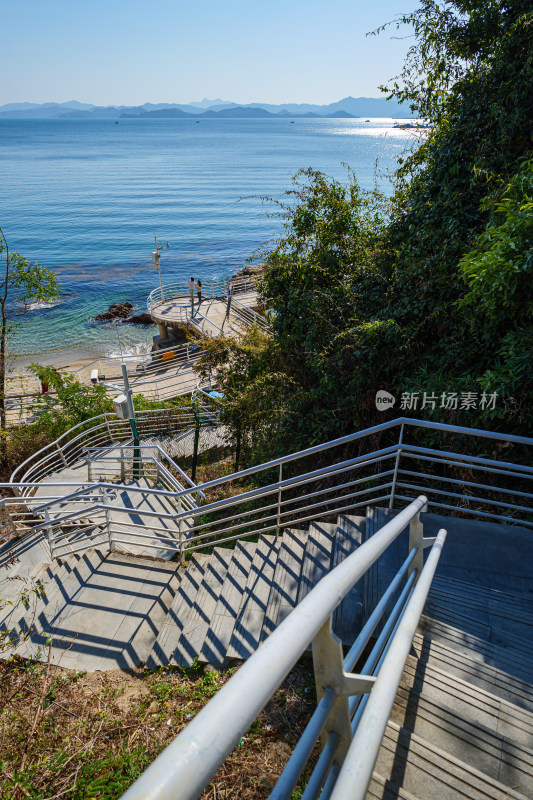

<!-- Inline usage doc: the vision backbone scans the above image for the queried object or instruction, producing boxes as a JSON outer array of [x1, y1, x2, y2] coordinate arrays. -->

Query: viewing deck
[[150, 291, 258, 338], [147, 278, 265, 342]]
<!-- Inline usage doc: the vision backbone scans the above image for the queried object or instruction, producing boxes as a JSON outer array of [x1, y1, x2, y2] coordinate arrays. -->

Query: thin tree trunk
[[0, 227, 9, 467]]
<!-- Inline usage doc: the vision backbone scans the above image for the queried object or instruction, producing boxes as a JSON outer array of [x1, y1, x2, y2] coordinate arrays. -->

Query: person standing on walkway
[[188, 276, 195, 315], [197, 279, 203, 309]]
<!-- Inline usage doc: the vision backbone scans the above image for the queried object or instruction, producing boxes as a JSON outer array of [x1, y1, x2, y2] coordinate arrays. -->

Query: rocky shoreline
[[95, 302, 153, 325]]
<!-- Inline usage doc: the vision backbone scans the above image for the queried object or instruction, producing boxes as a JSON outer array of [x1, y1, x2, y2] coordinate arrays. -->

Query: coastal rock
[[95, 302, 134, 321], [123, 312, 154, 325]]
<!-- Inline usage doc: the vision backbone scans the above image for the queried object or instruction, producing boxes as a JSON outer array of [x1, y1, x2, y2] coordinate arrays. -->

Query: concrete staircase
[[367, 552, 533, 799], [0, 546, 182, 671], [147, 515, 366, 668], [2, 501, 533, 798]]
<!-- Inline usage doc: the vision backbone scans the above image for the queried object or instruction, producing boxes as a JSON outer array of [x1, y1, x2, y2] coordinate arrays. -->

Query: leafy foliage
[[201, 1, 533, 461], [0, 228, 59, 451], [29, 365, 114, 438]]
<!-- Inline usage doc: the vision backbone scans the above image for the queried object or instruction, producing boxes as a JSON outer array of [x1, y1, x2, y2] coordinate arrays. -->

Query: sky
[[1, 0, 420, 106]]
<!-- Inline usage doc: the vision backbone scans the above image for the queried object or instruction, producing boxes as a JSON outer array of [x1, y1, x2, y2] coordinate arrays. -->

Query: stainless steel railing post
[[101, 487, 113, 551], [408, 499, 427, 579], [276, 463, 283, 537], [44, 509, 55, 561], [311, 617, 375, 770], [178, 497, 185, 562], [388, 423, 404, 510]]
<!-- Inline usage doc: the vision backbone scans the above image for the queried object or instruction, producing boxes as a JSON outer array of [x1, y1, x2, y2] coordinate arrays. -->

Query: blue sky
[[2, 0, 419, 106]]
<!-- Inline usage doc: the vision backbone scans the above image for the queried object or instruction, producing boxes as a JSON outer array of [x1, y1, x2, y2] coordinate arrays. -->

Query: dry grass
[[0, 656, 316, 799]]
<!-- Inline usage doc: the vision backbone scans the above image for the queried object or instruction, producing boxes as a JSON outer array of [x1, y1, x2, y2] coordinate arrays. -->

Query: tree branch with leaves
[[0, 227, 59, 461]]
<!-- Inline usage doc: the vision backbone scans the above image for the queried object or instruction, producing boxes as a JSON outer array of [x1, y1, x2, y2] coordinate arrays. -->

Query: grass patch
[[0, 657, 317, 799]]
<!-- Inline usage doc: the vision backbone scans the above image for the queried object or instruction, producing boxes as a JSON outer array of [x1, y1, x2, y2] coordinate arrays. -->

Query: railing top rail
[[9, 405, 205, 484], [399, 416, 533, 446], [120, 496, 428, 800], [147, 276, 259, 310], [155, 416, 533, 496], [7, 415, 533, 501], [2, 444, 397, 517]]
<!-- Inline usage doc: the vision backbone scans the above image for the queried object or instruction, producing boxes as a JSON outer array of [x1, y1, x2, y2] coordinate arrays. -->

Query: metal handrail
[[330, 527, 447, 799], [120, 497, 443, 800], [147, 276, 258, 312], [229, 295, 269, 330], [4, 417, 532, 561], [82, 443, 206, 499], [9, 406, 212, 490]]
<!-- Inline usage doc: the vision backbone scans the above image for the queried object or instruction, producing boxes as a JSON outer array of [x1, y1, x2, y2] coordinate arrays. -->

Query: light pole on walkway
[[94, 365, 140, 479], [152, 235, 170, 301]]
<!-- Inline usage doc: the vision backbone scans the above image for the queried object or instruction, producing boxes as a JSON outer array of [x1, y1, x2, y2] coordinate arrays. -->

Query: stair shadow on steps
[[1, 551, 179, 672], [0, 528, 51, 569]]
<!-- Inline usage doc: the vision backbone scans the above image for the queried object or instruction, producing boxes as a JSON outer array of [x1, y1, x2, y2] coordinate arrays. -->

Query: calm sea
[[0, 117, 414, 366]]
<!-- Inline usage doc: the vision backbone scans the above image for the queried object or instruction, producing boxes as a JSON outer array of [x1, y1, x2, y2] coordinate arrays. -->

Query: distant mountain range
[[0, 96, 413, 120]]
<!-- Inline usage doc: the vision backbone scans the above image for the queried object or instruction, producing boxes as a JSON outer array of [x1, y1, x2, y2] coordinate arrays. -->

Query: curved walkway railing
[[72, 342, 203, 384], [3, 417, 532, 563], [120, 496, 446, 800], [9, 405, 218, 494], [147, 275, 258, 313]]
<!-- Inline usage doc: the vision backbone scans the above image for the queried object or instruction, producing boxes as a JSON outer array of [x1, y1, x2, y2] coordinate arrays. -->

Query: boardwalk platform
[[150, 290, 259, 340]]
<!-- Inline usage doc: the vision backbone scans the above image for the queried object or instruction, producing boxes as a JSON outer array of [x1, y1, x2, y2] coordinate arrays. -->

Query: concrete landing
[[1, 549, 181, 671]]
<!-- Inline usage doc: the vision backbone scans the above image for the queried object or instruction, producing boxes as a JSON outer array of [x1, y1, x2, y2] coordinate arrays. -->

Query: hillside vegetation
[[199, 0, 533, 461]]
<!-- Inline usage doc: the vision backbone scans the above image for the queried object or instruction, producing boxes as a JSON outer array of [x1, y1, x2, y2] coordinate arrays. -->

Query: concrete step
[[74, 553, 180, 670], [400, 653, 533, 750], [146, 554, 208, 668], [173, 547, 234, 667], [392, 679, 533, 794], [7, 551, 180, 670], [53, 529, 109, 559], [418, 614, 533, 685], [297, 521, 335, 603], [367, 772, 420, 800], [411, 624, 533, 713], [0, 553, 49, 602], [427, 576, 533, 633], [0, 528, 51, 576], [416, 512, 533, 597], [423, 596, 533, 658], [431, 573, 533, 613], [364, 508, 408, 623], [226, 535, 281, 661], [200, 542, 256, 667], [374, 720, 529, 800], [260, 529, 307, 642], [0, 548, 106, 634], [333, 515, 365, 642]]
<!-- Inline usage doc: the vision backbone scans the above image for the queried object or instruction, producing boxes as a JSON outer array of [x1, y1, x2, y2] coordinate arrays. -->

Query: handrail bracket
[[312, 618, 376, 762]]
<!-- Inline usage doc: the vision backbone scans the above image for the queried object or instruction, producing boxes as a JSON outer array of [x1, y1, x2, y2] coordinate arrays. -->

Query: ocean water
[[0, 117, 415, 366]]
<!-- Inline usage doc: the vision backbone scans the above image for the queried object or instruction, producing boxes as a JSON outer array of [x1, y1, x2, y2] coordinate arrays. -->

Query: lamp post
[[96, 364, 140, 479], [152, 235, 170, 301]]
